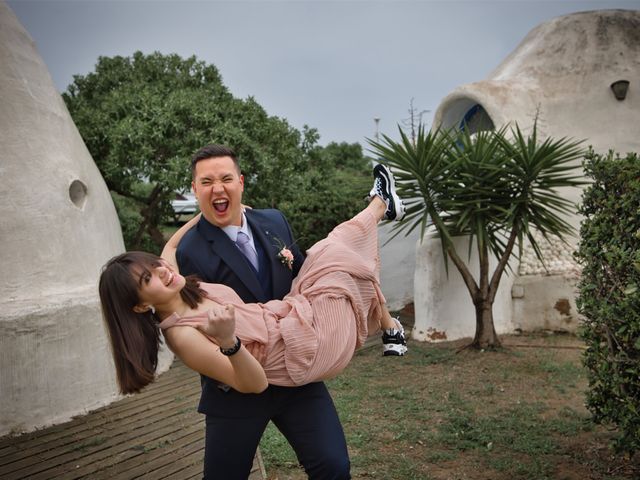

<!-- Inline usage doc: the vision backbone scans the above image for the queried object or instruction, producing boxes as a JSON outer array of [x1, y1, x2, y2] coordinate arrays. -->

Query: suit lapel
[[246, 212, 292, 299], [197, 217, 265, 300]]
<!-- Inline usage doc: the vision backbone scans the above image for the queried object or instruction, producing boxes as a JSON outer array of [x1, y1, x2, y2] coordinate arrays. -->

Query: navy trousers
[[203, 382, 350, 479]]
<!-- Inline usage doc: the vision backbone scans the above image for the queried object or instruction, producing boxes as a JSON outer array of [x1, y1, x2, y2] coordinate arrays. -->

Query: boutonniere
[[278, 247, 294, 270], [272, 236, 295, 270]]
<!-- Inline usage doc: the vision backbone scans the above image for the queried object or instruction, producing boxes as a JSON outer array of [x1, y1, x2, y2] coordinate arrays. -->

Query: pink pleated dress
[[159, 209, 385, 386]]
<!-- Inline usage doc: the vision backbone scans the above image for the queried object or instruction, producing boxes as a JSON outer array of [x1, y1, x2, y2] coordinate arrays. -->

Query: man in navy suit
[[176, 144, 351, 480]]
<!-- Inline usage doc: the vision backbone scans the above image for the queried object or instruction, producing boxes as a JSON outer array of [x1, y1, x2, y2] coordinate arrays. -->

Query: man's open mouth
[[213, 199, 229, 213]]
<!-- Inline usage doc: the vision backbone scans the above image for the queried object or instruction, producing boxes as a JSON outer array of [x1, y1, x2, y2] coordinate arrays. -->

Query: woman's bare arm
[[164, 327, 268, 393], [163, 304, 268, 393]]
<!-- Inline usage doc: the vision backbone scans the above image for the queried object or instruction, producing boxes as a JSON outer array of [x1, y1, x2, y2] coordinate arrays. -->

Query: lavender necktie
[[236, 231, 259, 271]]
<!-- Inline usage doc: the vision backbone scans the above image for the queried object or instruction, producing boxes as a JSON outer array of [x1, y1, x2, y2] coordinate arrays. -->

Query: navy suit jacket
[[176, 208, 304, 303], [175, 208, 305, 415]]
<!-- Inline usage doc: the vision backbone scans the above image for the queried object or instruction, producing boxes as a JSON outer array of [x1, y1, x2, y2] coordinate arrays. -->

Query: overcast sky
[[7, 0, 640, 146]]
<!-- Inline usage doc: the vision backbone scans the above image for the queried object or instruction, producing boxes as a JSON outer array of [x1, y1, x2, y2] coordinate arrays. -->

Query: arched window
[[459, 104, 494, 134], [439, 98, 495, 134]]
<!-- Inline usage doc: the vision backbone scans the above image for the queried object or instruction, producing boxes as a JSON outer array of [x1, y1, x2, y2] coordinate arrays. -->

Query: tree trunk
[[147, 222, 167, 250], [133, 185, 164, 250], [471, 300, 501, 349]]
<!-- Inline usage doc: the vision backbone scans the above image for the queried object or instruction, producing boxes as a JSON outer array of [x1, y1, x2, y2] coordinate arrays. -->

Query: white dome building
[[0, 2, 170, 436], [413, 9, 640, 341]]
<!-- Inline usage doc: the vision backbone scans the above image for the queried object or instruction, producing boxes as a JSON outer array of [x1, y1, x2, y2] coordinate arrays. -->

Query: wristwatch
[[219, 336, 242, 356]]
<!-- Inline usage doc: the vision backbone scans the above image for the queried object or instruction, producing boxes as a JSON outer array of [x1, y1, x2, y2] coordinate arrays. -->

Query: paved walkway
[[0, 360, 265, 480]]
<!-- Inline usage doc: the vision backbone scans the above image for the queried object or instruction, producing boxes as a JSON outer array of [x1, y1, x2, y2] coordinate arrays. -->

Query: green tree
[[368, 123, 586, 349], [280, 138, 373, 251], [63, 51, 304, 252], [576, 150, 640, 455]]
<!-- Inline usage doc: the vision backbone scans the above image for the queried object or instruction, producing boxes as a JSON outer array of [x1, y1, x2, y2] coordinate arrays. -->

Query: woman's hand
[[198, 304, 237, 348], [165, 302, 268, 393]]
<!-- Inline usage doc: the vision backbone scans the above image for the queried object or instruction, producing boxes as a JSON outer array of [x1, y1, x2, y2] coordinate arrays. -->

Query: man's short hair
[[191, 144, 240, 178]]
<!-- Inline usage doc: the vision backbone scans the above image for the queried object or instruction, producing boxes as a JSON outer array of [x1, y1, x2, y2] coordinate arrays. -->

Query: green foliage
[[63, 51, 303, 250], [368, 123, 586, 348], [280, 141, 372, 251], [575, 149, 640, 455], [110, 190, 159, 254], [64, 51, 369, 252]]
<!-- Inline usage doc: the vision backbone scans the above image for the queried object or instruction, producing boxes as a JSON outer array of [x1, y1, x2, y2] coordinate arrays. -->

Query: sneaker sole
[[383, 344, 407, 356], [374, 164, 406, 221]]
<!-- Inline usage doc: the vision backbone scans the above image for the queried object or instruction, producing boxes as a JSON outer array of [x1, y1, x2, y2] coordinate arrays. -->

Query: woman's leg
[[381, 307, 408, 356], [356, 162, 406, 223], [298, 164, 408, 359], [379, 303, 398, 330], [366, 195, 387, 222], [338, 164, 410, 355], [322, 163, 404, 257], [366, 165, 408, 354], [369, 163, 406, 221]]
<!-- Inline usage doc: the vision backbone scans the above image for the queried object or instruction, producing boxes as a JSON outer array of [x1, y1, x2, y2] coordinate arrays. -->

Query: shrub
[[575, 149, 640, 455]]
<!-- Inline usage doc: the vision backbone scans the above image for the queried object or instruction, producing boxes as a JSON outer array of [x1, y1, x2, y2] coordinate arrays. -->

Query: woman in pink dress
[[99, 164, 408, 395]]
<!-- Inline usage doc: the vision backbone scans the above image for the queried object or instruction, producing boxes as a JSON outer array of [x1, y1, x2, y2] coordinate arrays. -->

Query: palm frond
[[368, 119, 586, 281]]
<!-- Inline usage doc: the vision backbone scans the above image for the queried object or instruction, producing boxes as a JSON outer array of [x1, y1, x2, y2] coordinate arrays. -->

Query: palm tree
[[369, 122, 586, 349]]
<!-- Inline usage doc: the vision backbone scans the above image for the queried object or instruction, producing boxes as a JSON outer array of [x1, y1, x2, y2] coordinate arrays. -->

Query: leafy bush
[[575, 149, 640, 455]]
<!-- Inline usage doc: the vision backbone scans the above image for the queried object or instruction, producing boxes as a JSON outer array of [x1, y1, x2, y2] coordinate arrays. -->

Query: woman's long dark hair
[[98, 251, 205, 394]]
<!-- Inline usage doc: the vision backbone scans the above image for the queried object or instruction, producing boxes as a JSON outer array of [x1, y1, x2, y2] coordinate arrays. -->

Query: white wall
[[0, 1, 171, 436], [378, 223, 419, 311], [413, 233, 517, 342]]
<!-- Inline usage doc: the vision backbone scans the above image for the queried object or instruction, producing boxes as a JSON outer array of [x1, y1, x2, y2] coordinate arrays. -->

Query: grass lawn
[[259, 330, 639, 479]]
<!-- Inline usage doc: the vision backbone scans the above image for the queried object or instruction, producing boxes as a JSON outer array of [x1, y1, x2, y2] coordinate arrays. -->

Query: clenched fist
[[197, 304, 237, 350]]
